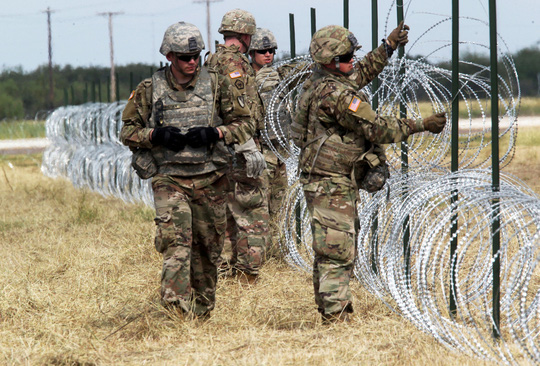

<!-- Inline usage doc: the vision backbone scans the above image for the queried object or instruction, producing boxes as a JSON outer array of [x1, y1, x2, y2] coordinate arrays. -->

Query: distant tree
[[512, 46, 540, 96], [0, 44, 538, 119], [0, 79, 24, 119]]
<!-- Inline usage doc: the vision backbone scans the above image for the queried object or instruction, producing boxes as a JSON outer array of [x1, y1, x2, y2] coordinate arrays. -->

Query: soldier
[[293, 24, 447, 323], [120, 21, 256, 319], [209, 10, 269, 284], [248, 28, 289, 258]]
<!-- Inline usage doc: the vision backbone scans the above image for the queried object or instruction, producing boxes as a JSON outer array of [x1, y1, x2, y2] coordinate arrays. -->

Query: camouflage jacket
[[255, 65, 281, 105], [120, 66, 229, 178], [205, 44, 264, 143], [294, 44, 424, 177], [253, 64, 290, 144]]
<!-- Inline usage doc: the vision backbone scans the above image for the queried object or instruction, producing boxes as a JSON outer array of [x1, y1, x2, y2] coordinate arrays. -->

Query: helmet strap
[[250, 52, 268, 70], [252, 59, 265, 70], [238, 35, 250, 53], [334, 56, 340, 70]]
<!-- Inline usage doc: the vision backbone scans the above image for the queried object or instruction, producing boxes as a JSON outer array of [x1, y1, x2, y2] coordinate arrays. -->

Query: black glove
[[151, 126, 186, 152], [185, 127, 220, 148]]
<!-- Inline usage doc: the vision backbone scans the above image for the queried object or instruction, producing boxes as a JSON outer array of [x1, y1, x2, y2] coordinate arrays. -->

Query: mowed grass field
[[1, 128, 539, 365]]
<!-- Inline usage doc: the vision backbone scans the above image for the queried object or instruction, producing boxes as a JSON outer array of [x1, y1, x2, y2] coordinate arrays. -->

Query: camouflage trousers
[[301, 174, 358, 315], [262, 143, 288, 258], [224, 152, 270, 275], [152, 173, 228, 315]]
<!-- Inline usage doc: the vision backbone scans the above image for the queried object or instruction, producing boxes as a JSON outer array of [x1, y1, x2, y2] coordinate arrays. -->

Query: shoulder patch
[[234, 79, 244, 90], [229, 71, 242, 79], [348, 96, 361, 112]]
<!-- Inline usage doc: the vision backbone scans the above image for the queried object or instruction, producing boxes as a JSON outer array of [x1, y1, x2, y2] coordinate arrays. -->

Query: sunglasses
[[174, 53, 200, 62], [338, 52, 355, 63], [255, 48, 275, 55]]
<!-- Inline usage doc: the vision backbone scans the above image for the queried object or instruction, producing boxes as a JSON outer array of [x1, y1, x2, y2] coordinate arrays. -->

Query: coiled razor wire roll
[[258, 12, 540, 364], [39, 12, 539, 364], [263, 38, 519, 176], [41, 102, 153, 207], [354, 170, 540, 364]]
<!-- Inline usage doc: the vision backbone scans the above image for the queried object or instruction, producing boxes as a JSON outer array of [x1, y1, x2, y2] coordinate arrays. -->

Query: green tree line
[[0, 63, 162, 120], [1, 46, 538, 120]]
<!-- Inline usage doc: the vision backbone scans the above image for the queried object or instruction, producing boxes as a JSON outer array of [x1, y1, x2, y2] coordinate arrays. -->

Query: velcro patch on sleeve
[[229, 71, 242, 79], [348, 96, 361, 112]]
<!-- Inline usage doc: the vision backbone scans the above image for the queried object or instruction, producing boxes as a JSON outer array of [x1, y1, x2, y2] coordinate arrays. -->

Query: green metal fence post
[[311, 8, 316, 36], [289, 13, 296, 58], [396, 0, 410, 278], [489, 0, 501, 340], [449, 0, 460, 319], [343, 0, 349, 29], [370, 0, 380, 275]]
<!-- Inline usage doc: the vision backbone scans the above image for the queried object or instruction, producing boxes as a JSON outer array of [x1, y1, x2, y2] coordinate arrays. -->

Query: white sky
[[1, 0, 539, 72]]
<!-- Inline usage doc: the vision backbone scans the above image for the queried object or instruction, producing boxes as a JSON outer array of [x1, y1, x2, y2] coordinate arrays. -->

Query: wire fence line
[[41, 25, 540, 365]]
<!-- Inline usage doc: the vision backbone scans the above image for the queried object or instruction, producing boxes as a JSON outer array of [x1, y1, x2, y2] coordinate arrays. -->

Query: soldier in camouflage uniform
[[120, 21, 257, 319], [292, 24, 447, 323], [210, 9, 269, 284], [248, 28, 289, 258]]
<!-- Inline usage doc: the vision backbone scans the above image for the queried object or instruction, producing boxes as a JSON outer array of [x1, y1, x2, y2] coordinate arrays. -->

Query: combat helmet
[[250, 28, 278, 51], [309, 25, 361, 64], [159, 22, 205, 56], [218, 9, 256, 35]]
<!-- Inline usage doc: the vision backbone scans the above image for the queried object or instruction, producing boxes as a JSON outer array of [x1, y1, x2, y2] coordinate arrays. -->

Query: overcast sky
[[1, 0, 539, 72]]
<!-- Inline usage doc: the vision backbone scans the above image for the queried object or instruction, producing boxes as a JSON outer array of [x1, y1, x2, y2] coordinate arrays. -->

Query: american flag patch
[[229, 71, 242, 79], [348, 96, 361, 112]]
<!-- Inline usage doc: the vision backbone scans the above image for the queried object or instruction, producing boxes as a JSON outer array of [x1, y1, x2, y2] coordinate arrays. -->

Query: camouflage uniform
[[211, 11, 269, 278], [120, 22, 256, 316], [249, 29, 290, 258], [259, 107, 288, 258], [293, 25, 427, 318]]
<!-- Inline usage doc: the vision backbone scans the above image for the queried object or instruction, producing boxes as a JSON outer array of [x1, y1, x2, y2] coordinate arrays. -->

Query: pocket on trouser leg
[[154, 213, 175, 254], [312, 222, 355, 314], [235, 181, 265, 209], [235, 235, 265, 274], [312, 222, 355, 263]]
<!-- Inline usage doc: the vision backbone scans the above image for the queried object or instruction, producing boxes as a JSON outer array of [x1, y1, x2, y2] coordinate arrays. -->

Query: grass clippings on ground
[[3, 126, 540, 365]]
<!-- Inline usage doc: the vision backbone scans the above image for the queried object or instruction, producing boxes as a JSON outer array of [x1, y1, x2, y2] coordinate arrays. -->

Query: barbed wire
[[40, 16, 540, 364]]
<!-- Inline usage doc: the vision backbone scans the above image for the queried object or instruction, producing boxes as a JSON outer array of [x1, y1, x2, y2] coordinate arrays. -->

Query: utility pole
[[194, 0, 222, 53], [98, 12, 123, 102], [43, 7, 55, 109]]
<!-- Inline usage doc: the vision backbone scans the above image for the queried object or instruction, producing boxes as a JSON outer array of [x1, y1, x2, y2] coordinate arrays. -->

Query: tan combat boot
[[233, 268, 258, 285], [321, 311, 351, 324]]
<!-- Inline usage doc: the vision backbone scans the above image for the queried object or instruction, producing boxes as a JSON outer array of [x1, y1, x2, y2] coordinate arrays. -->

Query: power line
[[98, 12, 123, 102], [43, 7, 55, 109], [194, 0, 223, 53]]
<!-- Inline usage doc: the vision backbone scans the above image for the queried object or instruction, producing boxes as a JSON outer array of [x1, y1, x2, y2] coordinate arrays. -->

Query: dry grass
[[3, 137, 540, 365]]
